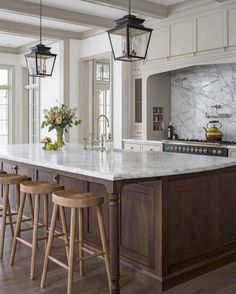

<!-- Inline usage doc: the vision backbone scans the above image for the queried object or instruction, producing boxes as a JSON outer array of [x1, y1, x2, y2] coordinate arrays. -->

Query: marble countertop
[[0, 144, 236, 181]]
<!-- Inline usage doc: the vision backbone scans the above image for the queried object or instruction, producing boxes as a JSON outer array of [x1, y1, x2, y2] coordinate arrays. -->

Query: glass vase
[[56, 128, 65, 148]]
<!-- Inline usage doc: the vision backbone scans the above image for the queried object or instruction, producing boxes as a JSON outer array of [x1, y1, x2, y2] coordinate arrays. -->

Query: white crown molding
[[0, 0, 114, 29], [0, 46, 19, 54], [82, 0, 167, 19], [80, 28, 106, 39], [0, 19, 82, 40]]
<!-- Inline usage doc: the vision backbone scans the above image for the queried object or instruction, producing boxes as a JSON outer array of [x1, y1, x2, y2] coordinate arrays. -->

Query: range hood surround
[[171, 63, 236, 141]]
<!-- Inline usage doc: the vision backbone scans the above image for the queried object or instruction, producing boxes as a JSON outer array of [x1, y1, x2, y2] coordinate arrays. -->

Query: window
[[25, 76, 40, 143], [0, 68, 11, 144], [96, 62, 110, 82]]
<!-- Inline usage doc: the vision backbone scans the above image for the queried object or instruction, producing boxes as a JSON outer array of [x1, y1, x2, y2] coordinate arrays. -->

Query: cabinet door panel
[[121, 183, 155, 268], [148, 26, 169, 60], [171, 20, 195, 56], [197, 12, 224, 51], [228, 8, 236, 47]]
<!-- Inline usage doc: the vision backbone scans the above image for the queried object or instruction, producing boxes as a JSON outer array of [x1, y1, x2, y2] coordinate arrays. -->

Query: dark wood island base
[[1, 158, 236, 292]]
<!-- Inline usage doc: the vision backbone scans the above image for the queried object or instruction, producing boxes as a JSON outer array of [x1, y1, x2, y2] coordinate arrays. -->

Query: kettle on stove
[[203, 120, 224, 142]]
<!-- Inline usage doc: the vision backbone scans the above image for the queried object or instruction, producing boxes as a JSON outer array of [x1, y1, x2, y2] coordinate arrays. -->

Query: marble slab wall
[[171, 64, 236, 141]]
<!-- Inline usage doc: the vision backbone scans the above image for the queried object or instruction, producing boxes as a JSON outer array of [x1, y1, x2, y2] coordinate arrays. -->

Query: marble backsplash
[[171, 64, 236, 141]]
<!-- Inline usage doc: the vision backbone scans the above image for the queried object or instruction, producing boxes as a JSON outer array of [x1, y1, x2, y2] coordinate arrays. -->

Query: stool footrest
[[48, 256, 69, 270], [82, 247, 105, 261], [52, 244, 69, 250], [20, 227, 34, 232], [80, 251, 105, 261], [16, 237, 33, 248]]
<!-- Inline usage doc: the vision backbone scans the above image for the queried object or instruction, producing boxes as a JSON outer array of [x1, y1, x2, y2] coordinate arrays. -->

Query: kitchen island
[[1, 144, 236, 293]]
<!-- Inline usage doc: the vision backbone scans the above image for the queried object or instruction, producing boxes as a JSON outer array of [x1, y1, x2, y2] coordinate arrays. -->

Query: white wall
[[0, 52, 20, 144], [40, 41, 62, 140]]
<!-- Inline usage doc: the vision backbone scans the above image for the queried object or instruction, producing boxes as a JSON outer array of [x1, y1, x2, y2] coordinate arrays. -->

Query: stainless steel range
[[162, 139, 235, 157]]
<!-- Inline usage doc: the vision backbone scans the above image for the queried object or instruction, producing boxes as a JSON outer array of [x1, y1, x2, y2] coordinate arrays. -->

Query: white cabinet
[[171, 19, 195, 56], [228, 8, 236, 47], [197, 11, 225, 52], [142, 144, 162, 152], [228, 148, 236, 158], [124, 142, 142, 152], [148, 26, 169, 60], [123, 140, 162, 152]]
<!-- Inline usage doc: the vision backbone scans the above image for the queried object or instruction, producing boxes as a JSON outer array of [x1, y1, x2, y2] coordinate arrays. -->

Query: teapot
[[203, 120, 224, 142]]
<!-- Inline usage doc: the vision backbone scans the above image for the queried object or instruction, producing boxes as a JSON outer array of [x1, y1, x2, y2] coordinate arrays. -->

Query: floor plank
[[1, 229, 236, 293]]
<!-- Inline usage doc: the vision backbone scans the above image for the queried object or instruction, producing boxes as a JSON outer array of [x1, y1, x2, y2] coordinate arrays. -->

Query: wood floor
[[1, 229, 236, 294]]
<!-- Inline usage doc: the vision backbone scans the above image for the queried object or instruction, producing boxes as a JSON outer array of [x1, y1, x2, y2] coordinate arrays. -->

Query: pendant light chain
[[128, 0, 131, 15], [40, 0, 42, 44]]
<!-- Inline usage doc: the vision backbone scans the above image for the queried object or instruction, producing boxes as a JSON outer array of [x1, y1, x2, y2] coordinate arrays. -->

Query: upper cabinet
[[170, 19, 195, 56], [145, 3, 236, 65], [147, 26, 169, 60], [197, 11, 225, 51]]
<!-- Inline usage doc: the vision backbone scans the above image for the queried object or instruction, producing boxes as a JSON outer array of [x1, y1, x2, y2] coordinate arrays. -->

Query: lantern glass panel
[[25, 54, 37, 77], [108, 27, 128, 59], [128, 27, 151, 58], [36, 53, 56, 76]]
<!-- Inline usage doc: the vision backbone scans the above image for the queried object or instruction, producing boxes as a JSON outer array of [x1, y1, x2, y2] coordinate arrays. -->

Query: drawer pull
[[52, 174, 59, 183], [130, 147, 134, 150], [149, 149, 153, 151]]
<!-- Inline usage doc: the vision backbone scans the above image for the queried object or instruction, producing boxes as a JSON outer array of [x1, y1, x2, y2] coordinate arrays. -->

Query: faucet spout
[[96, 114, 110, 141]]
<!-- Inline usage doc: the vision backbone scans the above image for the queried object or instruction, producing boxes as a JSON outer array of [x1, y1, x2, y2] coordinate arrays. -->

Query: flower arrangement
[[41, 103, 81, 148]]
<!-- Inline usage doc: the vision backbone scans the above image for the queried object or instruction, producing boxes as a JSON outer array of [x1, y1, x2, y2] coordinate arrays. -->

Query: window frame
[[0, 65, 13, 144]]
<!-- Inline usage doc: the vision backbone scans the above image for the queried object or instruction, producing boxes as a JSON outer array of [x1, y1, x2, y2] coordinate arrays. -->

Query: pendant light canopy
[[25, 0, 57, 77], [107, 0, 153, 62]]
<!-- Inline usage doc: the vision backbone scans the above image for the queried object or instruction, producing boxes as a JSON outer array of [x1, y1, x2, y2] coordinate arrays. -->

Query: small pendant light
[[25, 0, 57, 77], [107, 0, 153, 62]]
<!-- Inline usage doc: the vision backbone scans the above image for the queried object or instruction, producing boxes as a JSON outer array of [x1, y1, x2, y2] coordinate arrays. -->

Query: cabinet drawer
[[124, 143, 141, 152], [228, 150, 236, 158], [142, 144, 162, 152], [131, 126, 142, 138]]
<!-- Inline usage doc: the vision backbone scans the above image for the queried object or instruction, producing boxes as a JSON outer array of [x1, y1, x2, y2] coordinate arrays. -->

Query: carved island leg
[[109, 192, 120, 294]]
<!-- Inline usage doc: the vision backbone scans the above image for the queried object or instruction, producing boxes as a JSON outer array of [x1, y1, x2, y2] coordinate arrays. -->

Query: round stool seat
[[20, 181, 64, 194], [0, 174, 30, 185], [52, 189, 104, 208]]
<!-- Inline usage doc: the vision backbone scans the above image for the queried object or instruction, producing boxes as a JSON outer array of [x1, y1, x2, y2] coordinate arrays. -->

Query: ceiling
[[0, 0, 215, 49]]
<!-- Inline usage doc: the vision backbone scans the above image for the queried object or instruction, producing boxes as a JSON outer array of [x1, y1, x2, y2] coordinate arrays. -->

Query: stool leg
[[96, 206, 111, 289], [6, 192, 14, 237], [40, 204, 59, 288], [59, 206, 69, 261], [68, 207, 76, 294], [0, 184, 9, 258], [16, 184, 20, 213], [78, 207, 84, 276], [9, 192, 26, 265], [31, 194, 40, 280], [28, 194, 34, 227], [44, 194, 49, 248]]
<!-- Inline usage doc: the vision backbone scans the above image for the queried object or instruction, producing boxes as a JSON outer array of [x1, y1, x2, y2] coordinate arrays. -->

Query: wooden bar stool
[[9, 180, 64, 280], [0, 173, 31, 259], [40, 189, 111, 294]]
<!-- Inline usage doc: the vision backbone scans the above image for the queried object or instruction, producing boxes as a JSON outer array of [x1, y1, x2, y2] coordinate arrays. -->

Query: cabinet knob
[[130, 147, 134, 150], [12, 165, 17, 174], [52, 174, 59, 183]]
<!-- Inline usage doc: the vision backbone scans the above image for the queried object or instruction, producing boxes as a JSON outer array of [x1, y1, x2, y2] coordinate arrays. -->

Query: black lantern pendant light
[[107, 0, 153, 62], [25, 0, 57, 77]]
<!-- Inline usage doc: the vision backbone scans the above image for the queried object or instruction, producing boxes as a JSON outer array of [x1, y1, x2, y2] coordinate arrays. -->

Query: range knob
[[217, 150, 222, 155], [212, 149, 217, 155], [178, 147, 182, 151], [190, 148, 194, 152], [203, 149, 207, 154], [199, 148, 203, 153], [186, 147, 190, 152], [170, 146, 174, 150], [174, 146, 178, 151], [195, 148, 198, 153], [182, 147, 186, 151]]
